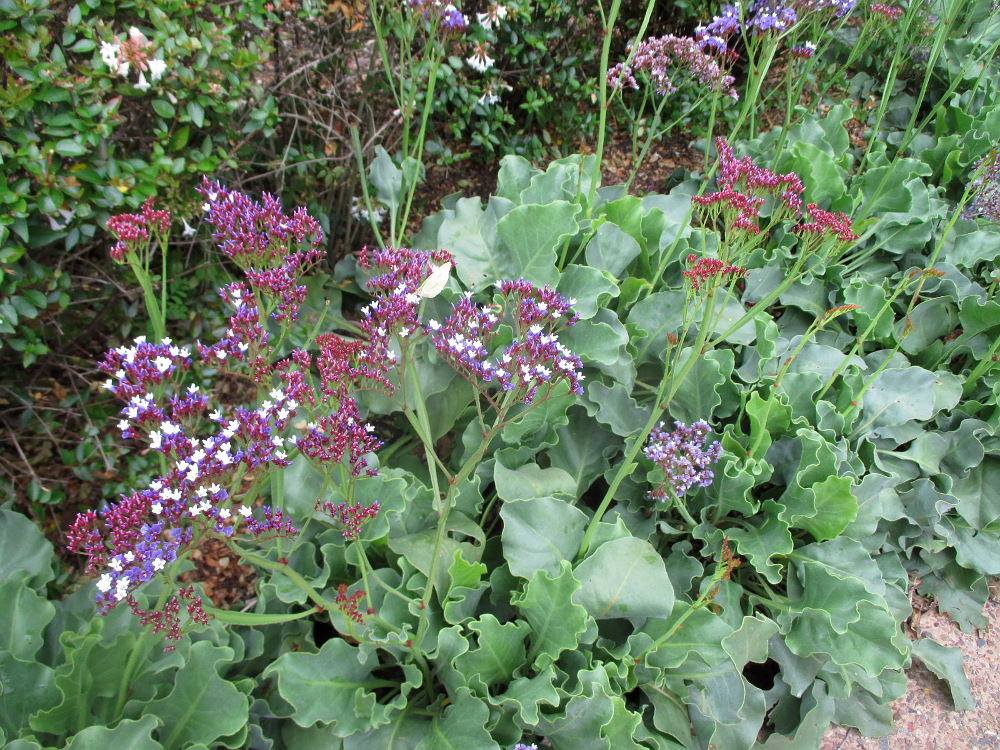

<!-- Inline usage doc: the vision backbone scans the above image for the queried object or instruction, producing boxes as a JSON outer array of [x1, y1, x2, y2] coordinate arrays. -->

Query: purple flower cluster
[[961, 151, 1000, 224], [696, 0, 854, 53], [608, 34, 738, 99], [70, 185, 391, 632], [101, 335, 192, 402], [427, 279, 584, 405], [407, 0, 468, 31], [198, 178, 324, 324], [645, 420, 723, 501]]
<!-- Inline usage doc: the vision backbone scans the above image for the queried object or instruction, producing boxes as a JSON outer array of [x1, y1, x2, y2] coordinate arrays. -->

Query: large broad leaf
[[860, 363, 962, 440], [585, 380, 649, 437], [557, 264, 620, 320], [773, 428, 858, 541], [0, 509, 54, 588], [911, 639, 975, 711], [668, 349, 738, 424], [494, 460, 576, 502], [500, 497, 588, 578], [63, 716, 163, 750], [561, 312, 629, 367], [435, 196, 515, 292], [494, 155, 538, 203], [779, 540, 909, 677], [532, 682, 616, 750], [496, 200, 581, 287], [573, 536, 675, 619], [30, 631, 136, 737], [487, 665, 562, 726], [548, 407, 617, 497], [0, 651, 57, 737], [415, 687, 497, 750], [727, 500, 793, 585], [453, 614, 530, 694], [264, 638, 395, 736], [512, 560, 590, 670], [626, 291, 685, 364], [586, 221, 642, 278], [0, 576, 55, 660], [142, 641, 248, 750]]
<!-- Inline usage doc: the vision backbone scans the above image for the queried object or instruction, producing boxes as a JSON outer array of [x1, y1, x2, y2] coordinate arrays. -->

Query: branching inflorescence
[[428, 279, 585, 406], [645, 421, 723, 502], [608, 34, 738, 99]]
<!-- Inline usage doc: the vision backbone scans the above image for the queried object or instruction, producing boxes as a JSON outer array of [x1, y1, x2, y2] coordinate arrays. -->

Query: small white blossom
[[147, 57, 167, 81]]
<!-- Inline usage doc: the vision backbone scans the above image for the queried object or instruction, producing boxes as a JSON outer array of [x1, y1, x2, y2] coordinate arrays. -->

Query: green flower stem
[[579, 283, 722, 558], [205, 606, 318, 625], [396, 51, 443, 246], [814, 273, 919, 402], [112, 556, 185, 719], [730, 37, 779, 143], [235, 547, 339, 612], [351, 125, 387, 248], [636, 585, 717, 661], [412, 416, 506, 650], [585, 0, 626, 216], [404, 359, 444, 510], [963, 335, 1000, 396]]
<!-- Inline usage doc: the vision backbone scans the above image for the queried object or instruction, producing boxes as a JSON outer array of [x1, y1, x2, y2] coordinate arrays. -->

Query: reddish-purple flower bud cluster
[[335, 583, 368, 624], [107, 197, 171, 262], [608, 35, 738, 100], [318, 500, 381, 539], [645, 420, 723, 501], [869, 3, 903, 20], [794, 203, 859, 243], [126, 585, 207, 650], [428, 280, 584, 405], [961, 151, 1000, 225], [694, 138, 805, 232], [683, 255, 748, 291]]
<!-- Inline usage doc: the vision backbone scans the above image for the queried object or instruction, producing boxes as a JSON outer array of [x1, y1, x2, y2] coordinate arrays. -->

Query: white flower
[[135, 72, 150, 92], [466, 44, 495, 73], [96, 573, 113, 593], [147, 57, 167, 81], [181, 218, 196, 236], [239, 505, 252, 518], [99, 40, 120, 69]]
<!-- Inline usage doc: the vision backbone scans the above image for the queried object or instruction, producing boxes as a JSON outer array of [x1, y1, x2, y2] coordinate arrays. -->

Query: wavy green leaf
[[573, 536, 674, 619]]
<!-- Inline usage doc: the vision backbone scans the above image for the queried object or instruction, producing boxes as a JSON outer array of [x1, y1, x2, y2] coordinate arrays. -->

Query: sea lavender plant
[[68, 185, 385, 644]]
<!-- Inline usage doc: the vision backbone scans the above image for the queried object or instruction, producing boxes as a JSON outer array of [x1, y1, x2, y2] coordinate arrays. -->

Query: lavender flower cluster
[[407, 0, 468, 31], [696, 0, 855, 53], [427, 278, 585, 405], [645, 421, 723, 501], [607, 34, 738, 99]]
